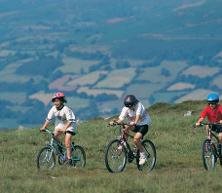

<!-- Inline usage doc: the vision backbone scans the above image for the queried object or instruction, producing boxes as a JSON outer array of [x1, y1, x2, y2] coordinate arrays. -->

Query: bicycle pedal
[[128, 152, 134, 163], [128, 158, 134, 163]]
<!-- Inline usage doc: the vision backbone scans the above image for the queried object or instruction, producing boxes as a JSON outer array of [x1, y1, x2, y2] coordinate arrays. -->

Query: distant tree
[[116, 60, 130, 68], [16, 56, 63, 77], [95, 94, 117, 101], [18, 100, 46, 124], [161, 68, 171, 77]]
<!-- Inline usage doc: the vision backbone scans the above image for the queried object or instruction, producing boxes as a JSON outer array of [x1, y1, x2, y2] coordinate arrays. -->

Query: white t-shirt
[[46, 105, 77, 132], [119, 102, 151, 126]]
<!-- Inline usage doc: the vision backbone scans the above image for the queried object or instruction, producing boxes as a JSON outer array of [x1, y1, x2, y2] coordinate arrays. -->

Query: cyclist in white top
[[110, 95, 151, 165], [40, 92, 77, 165]]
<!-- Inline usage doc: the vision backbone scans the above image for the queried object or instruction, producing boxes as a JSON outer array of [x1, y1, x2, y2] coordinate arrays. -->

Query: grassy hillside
[[1, 101, 222, 193]]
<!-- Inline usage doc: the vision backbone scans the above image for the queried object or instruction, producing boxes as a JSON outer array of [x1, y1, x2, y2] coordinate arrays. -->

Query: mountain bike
[[36, 129, 86, 170], [195, 123, 222, 170], [104, 123, 156, 173]]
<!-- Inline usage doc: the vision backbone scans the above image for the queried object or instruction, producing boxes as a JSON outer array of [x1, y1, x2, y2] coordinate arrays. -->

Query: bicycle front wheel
[[36, 147, 56, 170], [104, 139, 127, 173], [202, 139, 216, 170], [72, 145, 86, 168], [137, 139, 156, 173]]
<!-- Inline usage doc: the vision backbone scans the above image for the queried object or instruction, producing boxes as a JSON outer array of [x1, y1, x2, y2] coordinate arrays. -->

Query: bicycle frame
[[105, 122, 157, 173], [37, 129, 86, 170], [42, 129, 66, 156], [207, 126, 219, 143], [43, 129, 82, 162], [197, 123, 222, 166], [110, 123, 140, 158], [199, 123, 220, 143]]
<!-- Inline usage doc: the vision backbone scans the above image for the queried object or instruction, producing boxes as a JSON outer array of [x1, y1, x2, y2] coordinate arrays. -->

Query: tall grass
[[1, 101, 222, 193]]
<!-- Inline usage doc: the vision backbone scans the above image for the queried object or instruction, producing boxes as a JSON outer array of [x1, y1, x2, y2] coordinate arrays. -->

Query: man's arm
[[196, 117, 204, 126]]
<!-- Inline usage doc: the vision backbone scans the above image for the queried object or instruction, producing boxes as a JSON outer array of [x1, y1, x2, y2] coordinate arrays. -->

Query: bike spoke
[[137, 140, 156, 172], [37, 147, 55, 170], [202, 139, 216, 170], [105, 140, 127, 173], [71, 145, 86, 168]]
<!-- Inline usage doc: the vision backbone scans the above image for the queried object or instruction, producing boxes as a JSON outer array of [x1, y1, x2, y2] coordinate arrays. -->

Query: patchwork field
[[212, 75, 222, 89], [176, 89, 212, 103], [0, 92, 27, 105], [95, 68, 137, 89], [126, 83, 163, 99], [137, 60, 187, 84], [167, 82, 195, 91], [66, 71, 107, 87], [77, 87, 124, 98], [60, 57, 100, 74], [182, 65, 220, 78]]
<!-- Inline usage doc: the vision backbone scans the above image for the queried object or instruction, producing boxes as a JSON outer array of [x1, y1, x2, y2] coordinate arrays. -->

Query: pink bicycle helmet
[[51, 92, 67, 103]]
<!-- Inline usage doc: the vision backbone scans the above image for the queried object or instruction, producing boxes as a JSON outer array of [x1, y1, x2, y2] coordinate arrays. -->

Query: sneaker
[[139, 152, 146, 165], [64, 159, 73, 166]]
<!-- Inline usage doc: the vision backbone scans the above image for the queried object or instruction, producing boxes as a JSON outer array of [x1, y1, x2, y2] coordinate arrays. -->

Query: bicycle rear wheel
[[136, 139, 156, 172], [36, 147, 56, 170], [105, 139, 127, 173], [202, 139, 216, 170], [71, 145, 86, 168]]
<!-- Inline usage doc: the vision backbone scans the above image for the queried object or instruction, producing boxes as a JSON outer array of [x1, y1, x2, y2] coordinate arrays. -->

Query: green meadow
[[1, 101, 222, 193]]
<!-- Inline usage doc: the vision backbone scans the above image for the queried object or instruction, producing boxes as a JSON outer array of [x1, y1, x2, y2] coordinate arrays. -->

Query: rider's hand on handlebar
[[40, 127, 46, 132], [109, 119, 118, 126], [195, 122, 201, 127], [129, 121, 136, 126], [122, 128, 128, 133]]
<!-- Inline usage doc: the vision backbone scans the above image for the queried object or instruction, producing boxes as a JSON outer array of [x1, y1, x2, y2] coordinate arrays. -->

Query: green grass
[[1, 101, 222, 193]]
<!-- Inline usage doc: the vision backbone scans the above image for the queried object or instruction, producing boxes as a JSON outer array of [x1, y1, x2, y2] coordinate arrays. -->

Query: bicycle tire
[[104, 139, 127, 173], [36, 147, 56, 170], [58, 153, 65, 165], [136, 139, 156, 172], [71, 145, 86, 168], [202, 139, 216, 170]]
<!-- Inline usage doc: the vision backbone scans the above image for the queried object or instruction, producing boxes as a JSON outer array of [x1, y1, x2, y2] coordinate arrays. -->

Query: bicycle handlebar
[[108, 121, 136, 139], [40, 128, 54, 136], [108, 121, 131, 127], [193, 122, 222, 128]]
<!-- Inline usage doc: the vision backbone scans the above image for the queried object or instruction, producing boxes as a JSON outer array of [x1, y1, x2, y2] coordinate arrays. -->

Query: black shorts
[[132, 125, 149, 136], [212, 125, 222, 133], [65, 130, 76, 136]]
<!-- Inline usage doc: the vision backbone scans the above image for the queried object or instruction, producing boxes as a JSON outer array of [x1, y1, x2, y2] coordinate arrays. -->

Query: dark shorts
[[212, 125, 222, 133], [65, 130, 76, 136], [132, 125, 149, 136]]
